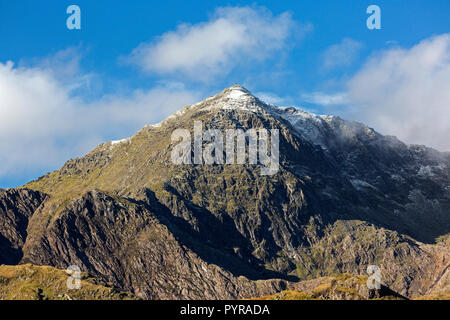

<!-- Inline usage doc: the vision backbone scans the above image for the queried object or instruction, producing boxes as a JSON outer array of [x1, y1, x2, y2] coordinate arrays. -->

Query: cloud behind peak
[[127, 6, 307, 80]]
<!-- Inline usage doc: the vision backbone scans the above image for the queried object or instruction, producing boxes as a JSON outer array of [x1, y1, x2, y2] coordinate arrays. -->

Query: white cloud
[[127, 6, 303, 80], [0, 57, 201, 184], [255, 92, 288, 105], [345, 34, 450, 151], [27, 47, 84, 80], [301, 92, 349, 106], [322, 38, 363, 71]]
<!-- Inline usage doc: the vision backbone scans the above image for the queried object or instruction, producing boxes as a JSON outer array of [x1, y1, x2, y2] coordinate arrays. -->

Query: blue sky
[[0, 0, 449, 187]]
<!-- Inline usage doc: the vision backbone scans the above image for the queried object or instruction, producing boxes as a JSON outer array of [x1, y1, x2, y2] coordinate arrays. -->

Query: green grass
[[0, 264, 135, 300]]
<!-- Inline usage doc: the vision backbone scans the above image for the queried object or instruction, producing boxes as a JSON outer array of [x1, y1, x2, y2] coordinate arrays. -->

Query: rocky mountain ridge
[[1, 85, 449, 299]]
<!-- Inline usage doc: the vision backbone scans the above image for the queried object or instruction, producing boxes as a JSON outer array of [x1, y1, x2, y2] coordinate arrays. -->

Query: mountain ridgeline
[[1, 85, 449, 299]]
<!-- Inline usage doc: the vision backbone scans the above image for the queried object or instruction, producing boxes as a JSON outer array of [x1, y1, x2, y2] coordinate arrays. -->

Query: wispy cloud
[[0, 52, 201, 184], [321, 38, 363, 71], [126, 6, 308, 80], [255, 91, 289, 105], [301, 92, 348, 106]]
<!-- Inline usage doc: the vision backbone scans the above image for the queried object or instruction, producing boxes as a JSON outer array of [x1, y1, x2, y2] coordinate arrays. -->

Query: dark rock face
[[21, 191, 290, 299], [0, 189, 47, 264]]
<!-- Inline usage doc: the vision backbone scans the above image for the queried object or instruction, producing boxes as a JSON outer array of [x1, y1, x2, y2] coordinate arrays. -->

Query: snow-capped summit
[[207, 84, 260, 112], [222, 84, 253, 100], [140, 85, 382, 151]]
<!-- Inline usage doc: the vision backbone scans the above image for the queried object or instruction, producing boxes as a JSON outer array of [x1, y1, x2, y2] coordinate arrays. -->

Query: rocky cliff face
[[0, 189, 47, 265], [0, 85, 449, 299], [21, 190, 292, 299]]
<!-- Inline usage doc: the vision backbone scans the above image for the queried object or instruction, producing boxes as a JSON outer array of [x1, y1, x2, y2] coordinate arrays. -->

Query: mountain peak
[[219, 84, 255, 102], [196, 83, 261, 113], [223, 84, 252, 97]]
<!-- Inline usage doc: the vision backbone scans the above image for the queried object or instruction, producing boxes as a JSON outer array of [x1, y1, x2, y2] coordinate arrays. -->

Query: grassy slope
[[254, 273, 449, 300], [0, 264, 135, 300]]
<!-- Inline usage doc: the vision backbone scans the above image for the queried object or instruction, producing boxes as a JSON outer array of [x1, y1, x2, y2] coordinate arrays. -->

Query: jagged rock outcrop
[[0, 189, 47, 265], [21, 190, 292, 299]]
